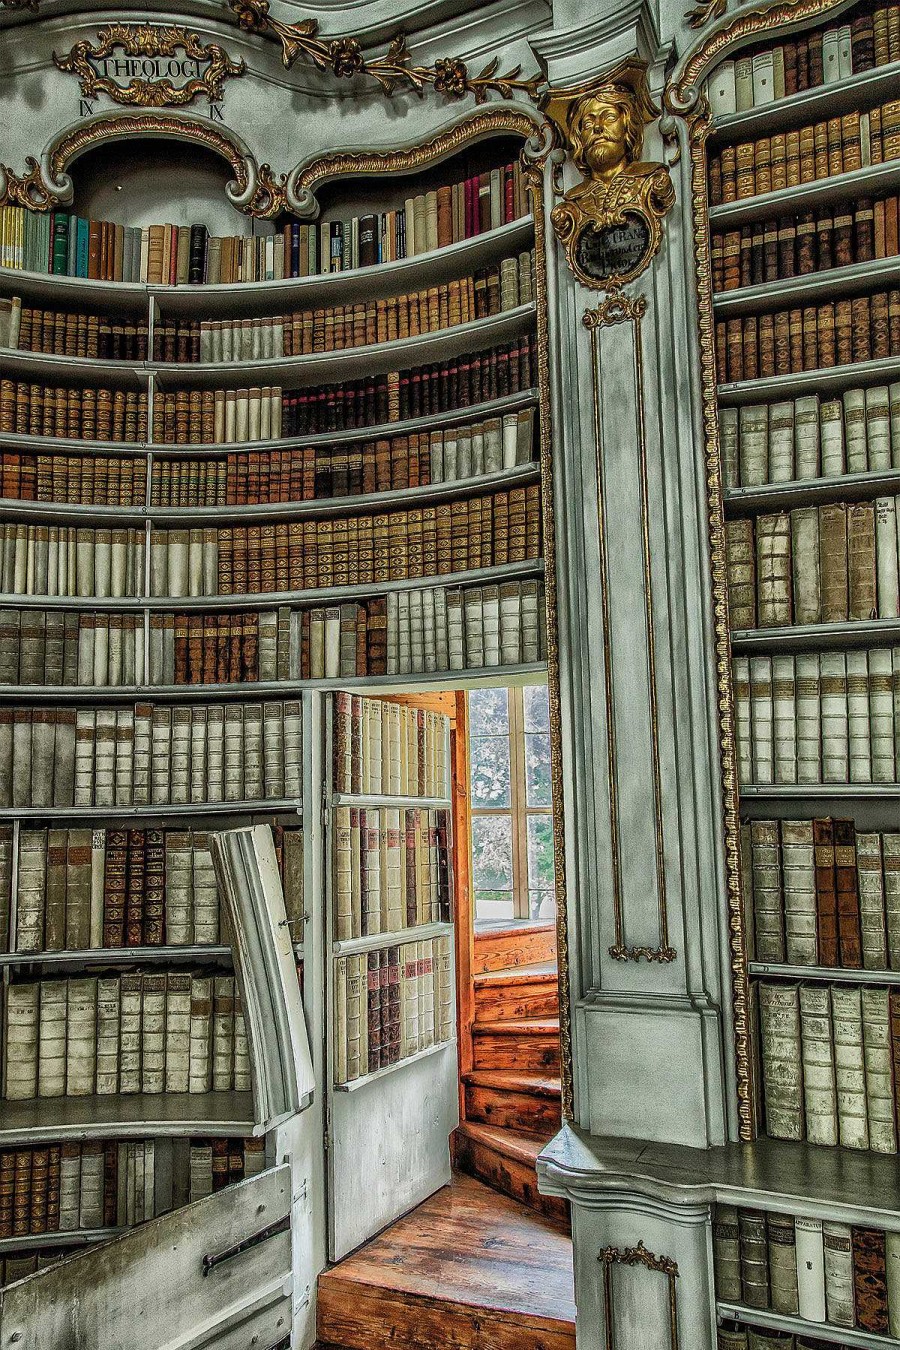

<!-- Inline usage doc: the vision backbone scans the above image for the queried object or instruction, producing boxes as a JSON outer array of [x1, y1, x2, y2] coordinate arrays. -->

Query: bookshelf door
[[0, 1164, 293, 1349], [325, 692, 459, 1261]]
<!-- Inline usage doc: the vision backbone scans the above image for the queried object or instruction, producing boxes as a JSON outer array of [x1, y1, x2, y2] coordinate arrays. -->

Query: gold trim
[[231, 0, 543, 104], [600, 1242, 679, 1349], [53, 24, 245, 108], [0, 158, 61, 210], [584, 295, 677, 966], [684, 0, 727, 29]]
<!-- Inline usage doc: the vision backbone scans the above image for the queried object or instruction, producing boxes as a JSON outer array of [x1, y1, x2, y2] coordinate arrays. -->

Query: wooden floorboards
[[316, 1172, 575, 1350]]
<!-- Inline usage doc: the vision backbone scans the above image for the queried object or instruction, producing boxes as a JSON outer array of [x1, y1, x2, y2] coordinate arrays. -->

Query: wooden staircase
[[454, 958, 566, 1225]]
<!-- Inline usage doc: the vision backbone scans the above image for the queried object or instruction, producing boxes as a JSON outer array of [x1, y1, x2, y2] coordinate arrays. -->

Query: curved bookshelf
[[731, 618, 900, 652], [717, 354, 900, 404], [725, 468, 900, 512], [713, 254, 900, 316], [708, 159, 900, 229], [708, 58, 900, 144]]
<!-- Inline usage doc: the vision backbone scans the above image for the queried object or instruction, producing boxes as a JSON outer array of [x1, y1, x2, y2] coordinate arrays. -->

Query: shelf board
[[717, 1302, 900, 1348], [333, 920, 453, 957], [0, 663, 547, 705], [713, 255, 900, 318], [0, 218, 534, 312], [731, 618, 900, 652], [0, 1091, 257, 1144], [725, 468, 900, 513], [708, 60, 900, 145], [708, 160, 900, 229], [0, 944, 234, 968], [0, 800, 303, 823], [740, 783, 900, 798], [717, 355, 900, 406], [151, 305, 536, 390], [334, 1038, 455, 1092], [0, 388, 539, 461], [331, 792, 452, 809], [749, 962, 900, 984], [0, 558, 544, 612], [0, 463, 541, 528], [0, 349, 147, 387], [0, 1228, 124, 1254]]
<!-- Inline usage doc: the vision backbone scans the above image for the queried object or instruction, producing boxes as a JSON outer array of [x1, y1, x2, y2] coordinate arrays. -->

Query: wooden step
[[473, 923, 557, 975], [473, 964, 559, 1023], [463, 1069, 562, 1133], [471, 1018, 560, 1072], [452, 1121, 569, 1225], [316, 1172, 575, 1350]]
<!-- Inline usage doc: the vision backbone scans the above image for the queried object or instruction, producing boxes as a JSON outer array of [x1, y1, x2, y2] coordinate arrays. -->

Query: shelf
[[150, 305, 536, 390], [708, 160, 900, 229], [725, 468, 900, 513], [0, 1229, 124, 1255], [331, 792, 452, 809], [0, 1091, 257, 1144], [0, 388, 539, 461], [0, 800, 303, 823], [709, 60, 900, 145], [333, 920, 453, 957], [749, 962, 900, 984], [740, 784, 900, 798], [0, 664, 547, 705], [0, 218, 534, 313], [718, 1302, 900, 1348], [713, 255, 900, 318], [731, 618, 900, 652], [0, 559, 544, 612], [0, 350, 147, 387], [334, 1038, 455, 1092], [717, 355, 900, 406], [0, 463, 541, 528], [0, 944, 234, 968]]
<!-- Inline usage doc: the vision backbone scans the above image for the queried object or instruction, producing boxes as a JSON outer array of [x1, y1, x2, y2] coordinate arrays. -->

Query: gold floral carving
[[583, 292, 647, 329], [231, 0, 542, 103], [53, 24, 245, 108], [684, 0, 727, 28], [0, 157, 61, 210], [543, 59, 675, 292]]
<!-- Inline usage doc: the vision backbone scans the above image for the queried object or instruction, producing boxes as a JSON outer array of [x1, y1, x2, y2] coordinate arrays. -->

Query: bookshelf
[[0, 122, 550, 1291]]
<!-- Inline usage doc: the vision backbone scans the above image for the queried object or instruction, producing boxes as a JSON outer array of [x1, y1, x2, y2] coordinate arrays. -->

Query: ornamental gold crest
[[543, 59, 675, 291]]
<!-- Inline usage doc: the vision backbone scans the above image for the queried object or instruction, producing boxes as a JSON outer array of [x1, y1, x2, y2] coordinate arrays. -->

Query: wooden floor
[[316, 1172, 576, 1350]]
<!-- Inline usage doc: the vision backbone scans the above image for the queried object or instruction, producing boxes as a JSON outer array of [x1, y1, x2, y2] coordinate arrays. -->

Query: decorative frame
[[663, 0, 857, 1138], [53, 24, 246, 109], [600, 1241, 680, 1349]]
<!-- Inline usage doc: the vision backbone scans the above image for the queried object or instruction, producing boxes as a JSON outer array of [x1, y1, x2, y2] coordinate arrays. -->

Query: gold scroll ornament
[[53, 24, 245, 108], [543, 59, 675, 291]]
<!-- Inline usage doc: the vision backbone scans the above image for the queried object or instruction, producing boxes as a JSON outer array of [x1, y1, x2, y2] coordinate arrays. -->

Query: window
[[468, 684, 556, 926]]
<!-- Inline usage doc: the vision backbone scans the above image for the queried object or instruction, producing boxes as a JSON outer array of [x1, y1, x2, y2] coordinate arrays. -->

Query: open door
[[324, 691, 459, 1260]]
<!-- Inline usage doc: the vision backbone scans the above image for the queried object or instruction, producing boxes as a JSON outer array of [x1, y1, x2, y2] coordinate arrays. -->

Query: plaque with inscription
[[574, 214, 651, 286]]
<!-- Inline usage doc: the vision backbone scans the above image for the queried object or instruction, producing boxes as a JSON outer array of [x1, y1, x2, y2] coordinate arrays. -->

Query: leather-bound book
[[852, 11, 875, 70], [738, 1208, 770, 1307], [813, 818, 839, 965], [796, 212, 817, 273], [855, 198, 875, 261], [853, 1227, 889, 1333], [834, 819, 863, 967]]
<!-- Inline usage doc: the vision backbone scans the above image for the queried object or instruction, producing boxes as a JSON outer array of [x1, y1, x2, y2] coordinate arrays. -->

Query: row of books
[[3, 973, 249, 1101], [158, 255, 533, 363], [725, 498, 900, 628], [718, 1329, 879, 1350], [714, 1203, 900, 1334], [705, 7, 898, 115], [733, 649, 900, 785], [715, 288, 900, 383], [0, 383, 148, 443], [333, 696, 448, 799], [0, 824, 302, 954], [0, 159, 528, 279], [333, 935, 453, 1083], [333, 806, 451, 940], [0, 524, 146, 599], [0, 1136, 265, 1237], [0, 581, 546, 687], [707, 101, 900, 206], [0, 409, 535, 507], [0, 699, 303, 809], [719, 386, 900, 488], [711, 195, 900, 293], [742, 818, 900, 969], [758, 979, 900, 1150], [0, 301, 148, 360]]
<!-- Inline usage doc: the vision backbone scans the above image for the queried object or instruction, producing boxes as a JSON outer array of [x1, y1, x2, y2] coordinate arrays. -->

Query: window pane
[[472, 815, 513, 893], [529, 889, 556, 921], [524, 733, 552, 807], [523, 684, 550, 733], [476, 891, 516, 923], [471, 735, 511, 807], [527, 815, 556, 892], [468, 687, 509, 738]]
